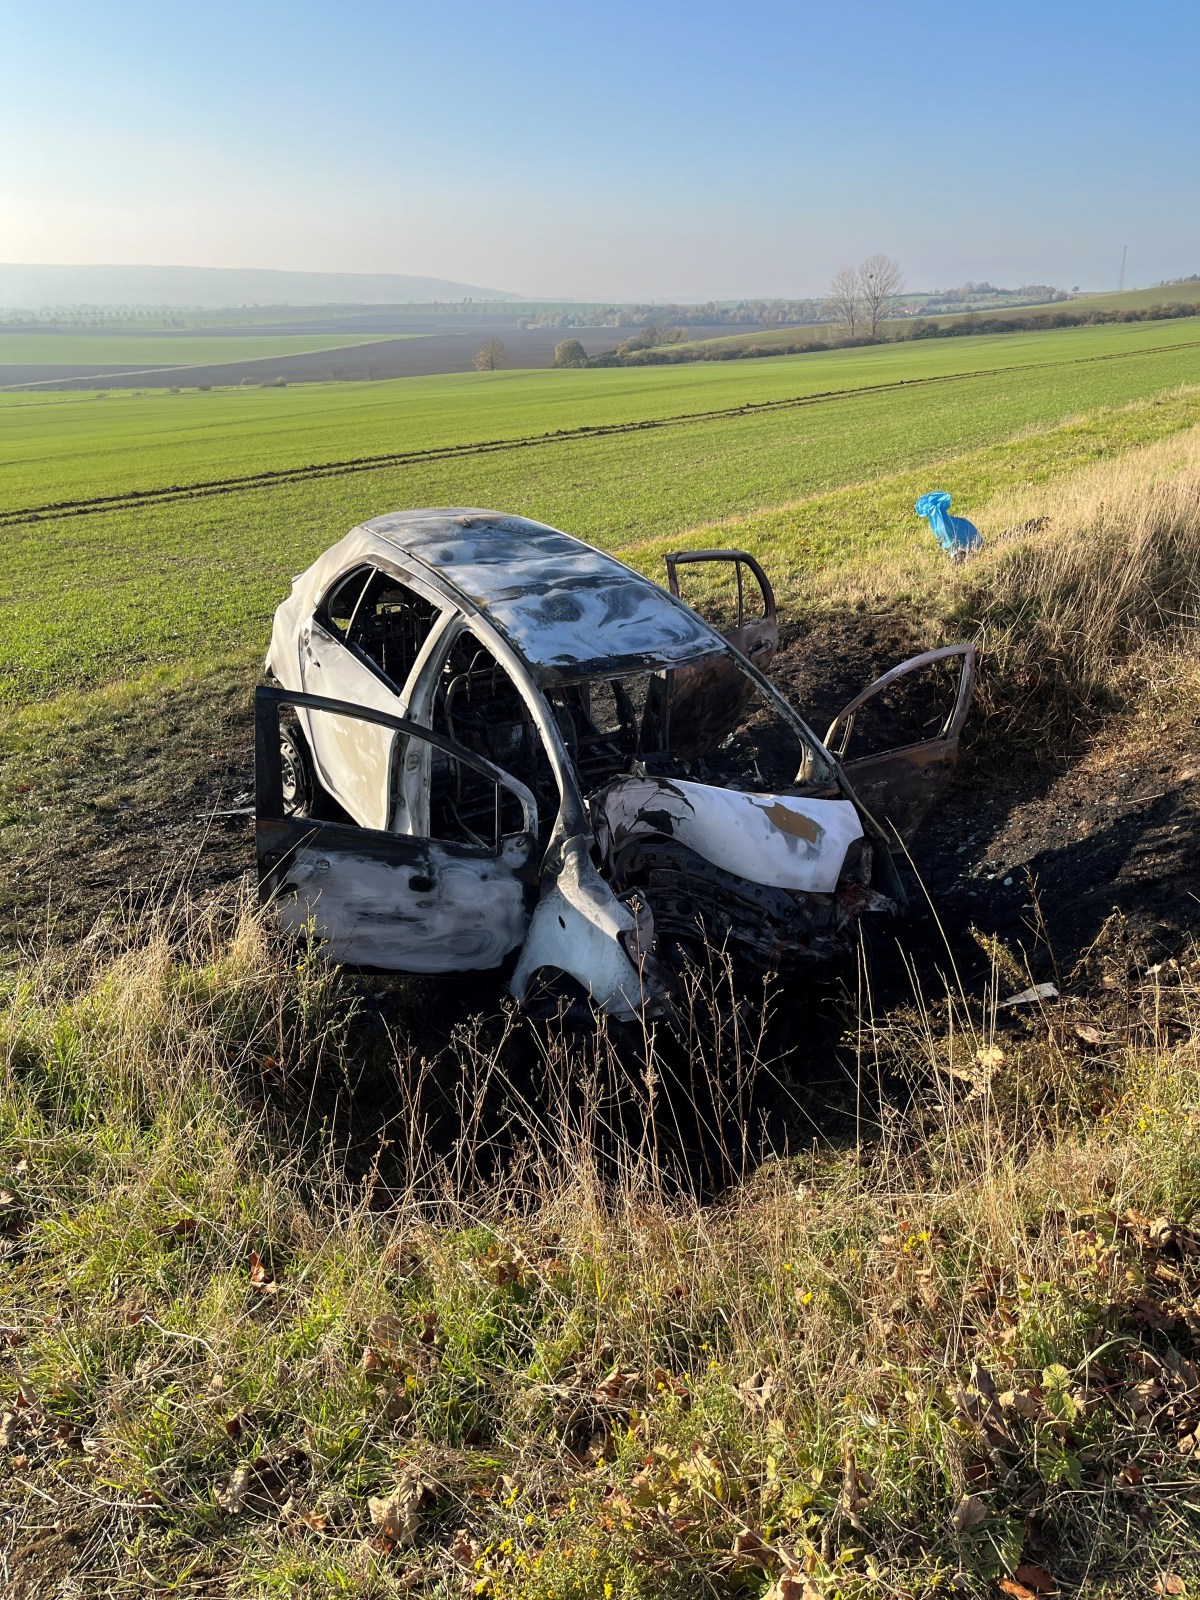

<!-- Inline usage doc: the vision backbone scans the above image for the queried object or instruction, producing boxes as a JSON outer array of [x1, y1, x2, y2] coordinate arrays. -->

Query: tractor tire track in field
[[4, 337, 1198, 530]]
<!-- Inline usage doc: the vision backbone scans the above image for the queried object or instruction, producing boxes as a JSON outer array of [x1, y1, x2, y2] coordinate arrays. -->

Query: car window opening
[[428, 634, 556, 843], [319, 566, 441, 691]]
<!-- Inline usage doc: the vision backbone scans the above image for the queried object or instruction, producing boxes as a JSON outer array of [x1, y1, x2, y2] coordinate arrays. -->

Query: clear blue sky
[[3, 0, 1197, 300]]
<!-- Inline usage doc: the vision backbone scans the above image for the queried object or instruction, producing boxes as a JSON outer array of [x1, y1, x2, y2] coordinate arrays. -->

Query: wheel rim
[[279, 731, 309, 816]]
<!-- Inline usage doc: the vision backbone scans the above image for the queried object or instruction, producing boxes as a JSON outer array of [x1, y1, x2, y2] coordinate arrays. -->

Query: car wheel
[[279, 717, 317, 818]]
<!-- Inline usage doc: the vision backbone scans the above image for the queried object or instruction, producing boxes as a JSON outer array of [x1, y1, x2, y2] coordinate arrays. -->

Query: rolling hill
[[0, 262, 524, 309]]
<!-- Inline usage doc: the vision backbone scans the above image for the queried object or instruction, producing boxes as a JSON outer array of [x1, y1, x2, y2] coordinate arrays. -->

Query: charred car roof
[[340, 508, 721, 681]]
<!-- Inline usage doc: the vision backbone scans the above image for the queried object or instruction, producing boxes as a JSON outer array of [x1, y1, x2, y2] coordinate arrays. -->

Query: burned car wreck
[[258, 509, 975, 1020]]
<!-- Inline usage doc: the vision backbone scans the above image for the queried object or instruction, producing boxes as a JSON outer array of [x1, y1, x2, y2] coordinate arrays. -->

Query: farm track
[[5, 337, 1196, 530]]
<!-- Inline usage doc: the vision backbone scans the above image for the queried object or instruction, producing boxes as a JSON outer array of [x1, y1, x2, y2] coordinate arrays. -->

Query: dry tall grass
[[3, 898, 1200, 1598], [954, 425, 1200, 742]]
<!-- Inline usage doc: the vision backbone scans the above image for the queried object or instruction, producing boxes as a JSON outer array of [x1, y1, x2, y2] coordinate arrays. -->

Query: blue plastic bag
[[915, 491, 981, 557]]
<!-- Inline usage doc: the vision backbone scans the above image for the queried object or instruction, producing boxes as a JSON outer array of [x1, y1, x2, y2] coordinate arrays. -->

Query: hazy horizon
[[4, 0, 1197, 302], [0, 258, 1130, 311]]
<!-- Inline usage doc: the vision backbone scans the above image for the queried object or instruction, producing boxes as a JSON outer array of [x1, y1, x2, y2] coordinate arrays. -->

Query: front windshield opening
[[548, 652, 834, 796]]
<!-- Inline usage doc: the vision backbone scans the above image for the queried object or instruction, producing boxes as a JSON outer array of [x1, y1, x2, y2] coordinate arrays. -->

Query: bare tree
[[474, 338, 507, 371], [858, 254, 905, 338], [825, 265, 860, 337]]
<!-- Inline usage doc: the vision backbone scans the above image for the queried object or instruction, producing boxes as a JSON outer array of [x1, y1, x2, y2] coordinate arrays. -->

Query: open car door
[[664, 550, 778, 753], [823, 644, 976, 845], [256, 686, 539, 971]]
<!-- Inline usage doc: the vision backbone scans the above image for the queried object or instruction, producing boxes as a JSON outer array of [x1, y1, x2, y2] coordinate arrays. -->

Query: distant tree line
[[526, 299, 828, 331], [595, 298, 1200, 368], [0, 306, 200, 328]]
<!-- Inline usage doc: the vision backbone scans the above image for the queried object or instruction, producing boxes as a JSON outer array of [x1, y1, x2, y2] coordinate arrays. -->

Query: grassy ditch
[[2, 906, 1200, 1597]]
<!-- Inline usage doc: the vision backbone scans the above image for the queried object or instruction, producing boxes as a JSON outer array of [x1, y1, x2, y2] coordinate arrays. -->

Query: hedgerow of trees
[[598, 298, 1200, 368]]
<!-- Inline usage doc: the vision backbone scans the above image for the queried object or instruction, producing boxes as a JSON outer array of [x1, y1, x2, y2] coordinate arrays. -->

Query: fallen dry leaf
[[449, 1527, 480, 1567], [249, 1251, 279, 1294], [950, 1493, 988, 1532], [735, 1368, 777, 1413], [763, 1571, 826, 1600], [1014, 1563, 1058, 1594], [218, 1463, 252, 1515], [156, 1217, 198, 1238], [731, 1526, 771, 1566], [999, 1581, 1035, 1600], [0, 1412, 19, 1449], [594, 1365, 639, 1404], [999, 982, 1059, 1008], [1153, 1578, 1186, 1597], [1000, 1388, 1041, 1420], [1130, 1377, 1166, 1415], [368, 1470, 435, 1547]]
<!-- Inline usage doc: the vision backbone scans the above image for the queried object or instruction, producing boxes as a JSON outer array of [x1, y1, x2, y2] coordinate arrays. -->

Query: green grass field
[[0, 332, 405, 371], [1, 318, 1199, 709], [1065, 282, 1200, 313], [4, 318, 1200, 516]]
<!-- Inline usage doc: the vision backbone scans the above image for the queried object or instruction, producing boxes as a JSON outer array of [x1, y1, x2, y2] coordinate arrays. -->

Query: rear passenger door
[[299, 565, 444, 830], [257, 687, 539, 972]]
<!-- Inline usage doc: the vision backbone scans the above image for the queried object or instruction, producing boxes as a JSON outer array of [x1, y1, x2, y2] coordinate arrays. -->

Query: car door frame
[[256, 685, 541, 973], [665, 548, 777, 666], [663, 549, 779, 751], [822, 643, 977, 844]]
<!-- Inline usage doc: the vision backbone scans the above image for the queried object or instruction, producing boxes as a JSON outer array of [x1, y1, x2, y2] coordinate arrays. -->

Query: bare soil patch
[[3, 327, 741, 390]]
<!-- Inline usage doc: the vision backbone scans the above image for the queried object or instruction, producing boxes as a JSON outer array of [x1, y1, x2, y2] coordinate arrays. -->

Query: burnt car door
[[821, 644, 976, 844], [663, 550, 778, 753], [256, 686, 539, 972]]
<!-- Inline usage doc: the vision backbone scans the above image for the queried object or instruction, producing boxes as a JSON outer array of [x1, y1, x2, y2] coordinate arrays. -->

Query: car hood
[[595, 776, 864, 895]]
